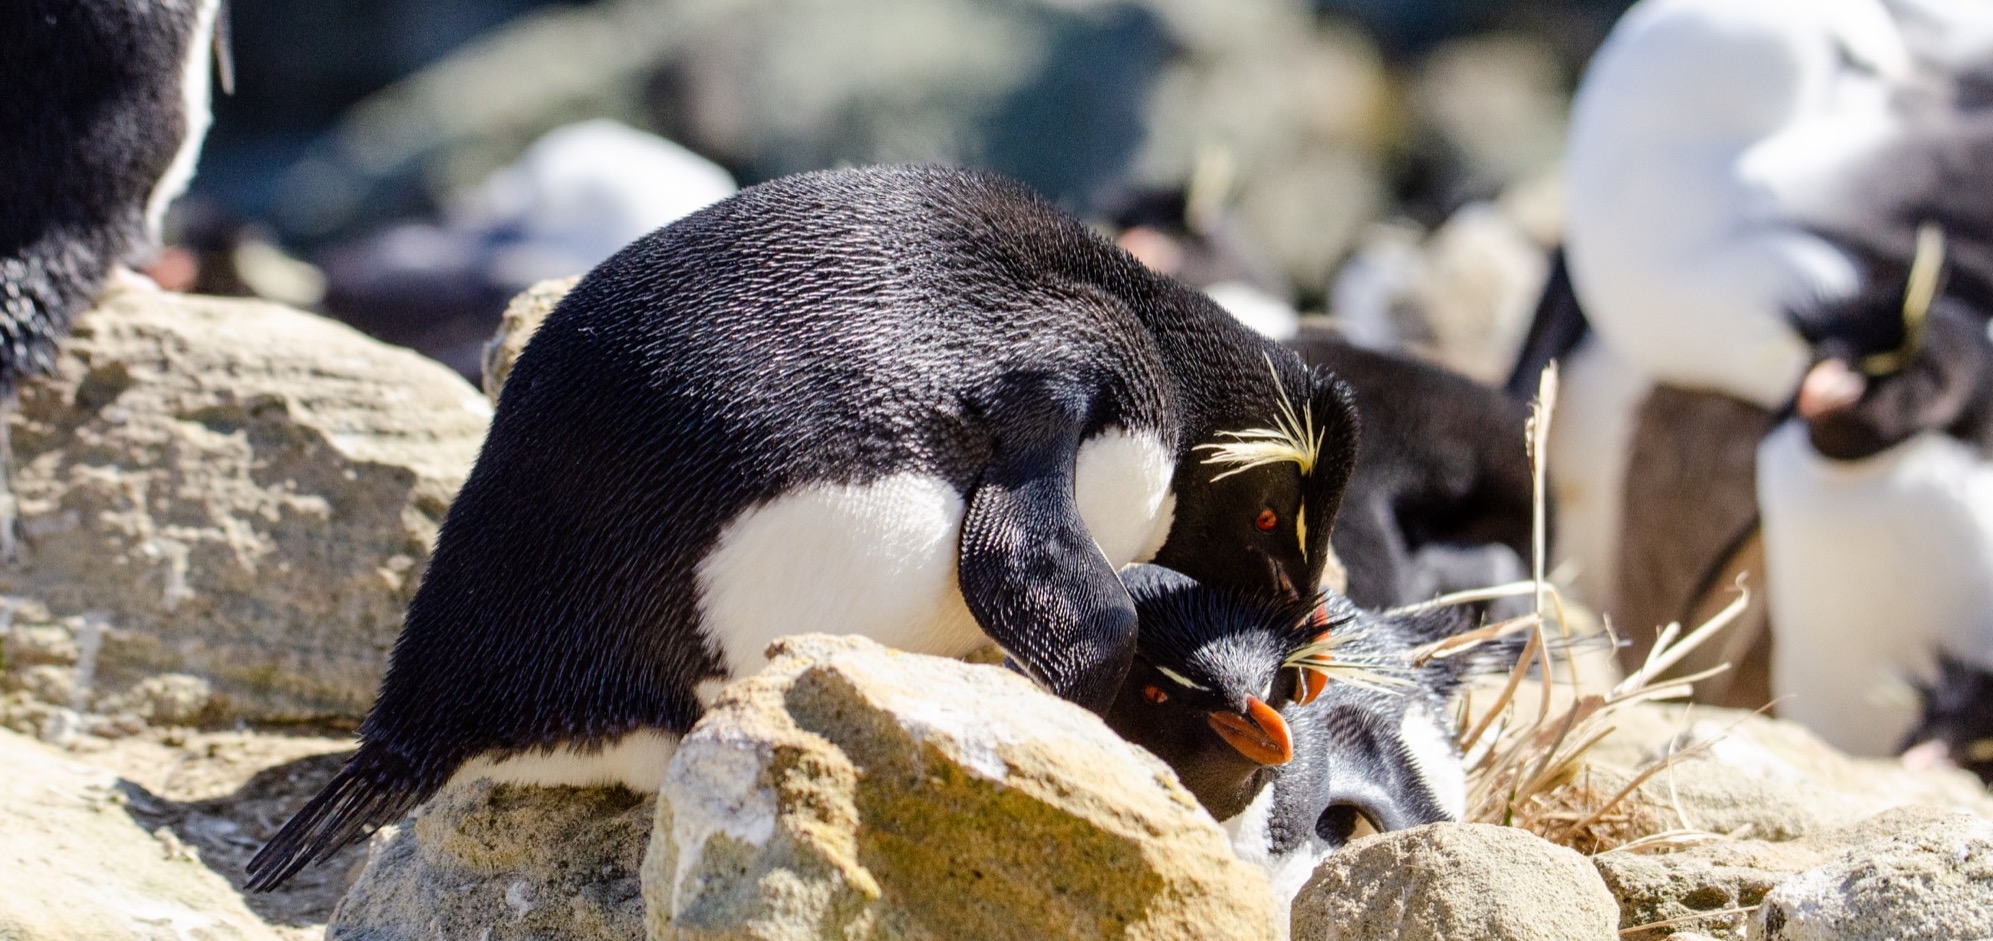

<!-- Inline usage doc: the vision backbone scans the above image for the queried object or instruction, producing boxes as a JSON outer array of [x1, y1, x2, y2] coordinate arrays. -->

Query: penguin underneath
[[247, 164, 1362, 890], [1104, 563, 1493, 908], [1, 0, 229, 387]]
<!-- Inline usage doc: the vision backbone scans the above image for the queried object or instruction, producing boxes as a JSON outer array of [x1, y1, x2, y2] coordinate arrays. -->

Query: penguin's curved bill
[[1207, 696, 1293, 765]]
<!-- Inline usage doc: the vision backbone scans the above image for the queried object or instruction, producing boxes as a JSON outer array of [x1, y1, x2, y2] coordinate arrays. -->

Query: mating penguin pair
[[1, 0, 229, 390], [1106, 563, 1496, 906], [247, 164, 1362, 889]]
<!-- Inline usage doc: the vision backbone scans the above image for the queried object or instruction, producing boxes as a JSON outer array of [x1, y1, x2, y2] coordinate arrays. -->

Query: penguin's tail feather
[[243, 756, 426, 892]]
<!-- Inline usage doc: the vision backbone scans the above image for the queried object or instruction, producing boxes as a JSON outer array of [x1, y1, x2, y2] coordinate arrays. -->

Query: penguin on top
[[1, 0, 230, 388], [1105, 563, 1494, 908], [1532, 0, 1993, 766], [246, 164, 1362, 890]]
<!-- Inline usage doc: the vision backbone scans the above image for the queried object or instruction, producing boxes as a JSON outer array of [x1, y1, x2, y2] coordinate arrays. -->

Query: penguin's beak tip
[[1208, 696, 1293, 766], [1798, 358, 1866, 419]]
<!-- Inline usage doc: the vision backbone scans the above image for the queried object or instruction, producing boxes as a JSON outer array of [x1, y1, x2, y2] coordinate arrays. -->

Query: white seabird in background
[[457, 118, 740, 287], [1554, 0, 1993, 759]]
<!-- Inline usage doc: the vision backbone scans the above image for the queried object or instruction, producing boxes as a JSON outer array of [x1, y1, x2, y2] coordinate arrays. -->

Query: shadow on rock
[[115, 750, 365, 928]]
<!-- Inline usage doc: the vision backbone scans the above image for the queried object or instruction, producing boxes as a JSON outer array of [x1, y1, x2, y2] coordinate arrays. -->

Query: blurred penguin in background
[[0, 0, 229, 383], [0, 0, 230, 553], [1538, 0, 1993, 772]]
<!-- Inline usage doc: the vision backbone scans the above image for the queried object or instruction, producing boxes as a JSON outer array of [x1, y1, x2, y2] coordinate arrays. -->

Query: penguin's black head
[[1105, 563, 1342, 818], [1152, 368, 1360, 607], [1796, 299, 1993, 460], [1901, 651, 1993, 784]]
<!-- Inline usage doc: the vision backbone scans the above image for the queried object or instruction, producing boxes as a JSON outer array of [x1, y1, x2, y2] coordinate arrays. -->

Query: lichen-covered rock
[[482, 275, 581, 401], [328, 780, 652, 941], [0, 727, 286, 940], [648, 633, 1278, 941], [1, 287, 491, 723], [1751, 809, 1993, 941], [1291, 823, 1618, 941]]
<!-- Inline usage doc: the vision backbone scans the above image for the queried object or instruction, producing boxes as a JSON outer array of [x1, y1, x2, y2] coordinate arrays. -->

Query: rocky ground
[[4, 289, 1991, 941]]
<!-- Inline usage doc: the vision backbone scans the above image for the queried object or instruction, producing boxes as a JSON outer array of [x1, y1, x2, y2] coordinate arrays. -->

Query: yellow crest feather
[[1282, 627, 1415, 695], [1192, 355, 1325, 482]]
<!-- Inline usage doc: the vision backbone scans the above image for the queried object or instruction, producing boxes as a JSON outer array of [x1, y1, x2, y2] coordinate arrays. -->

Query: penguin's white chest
[[1759, 422, 1993, 756], [696, 429, 1177, 680]]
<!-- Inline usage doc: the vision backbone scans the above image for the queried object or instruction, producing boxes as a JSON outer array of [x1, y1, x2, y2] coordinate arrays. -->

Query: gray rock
[[1751, 808, 1993, 941], [1596, 837, 1831, 940], [483, 275, 579, 402], [1291, 822, 1618, 941], [1586, 706, 1993, 841], [94, 673, 216, 726], [0, 727, 286, 940], [328, 780, 651, 941], [650, 633, 1279, 941], [3, 616, 78, 668], [1, 287, 490, 723]]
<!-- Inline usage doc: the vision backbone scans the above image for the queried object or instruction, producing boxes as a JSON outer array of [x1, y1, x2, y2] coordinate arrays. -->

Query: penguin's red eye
[[1255, 509, 1278, 532], [1143, 685, 1169, 704]]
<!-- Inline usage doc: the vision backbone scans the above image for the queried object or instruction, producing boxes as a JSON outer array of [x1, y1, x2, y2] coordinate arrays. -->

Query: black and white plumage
[[1105, 563, 1490, 908], [1902, 651, 1993, 782], [1541, 0, 1993, 761], [0, 0, 227, 389], [247, 165, 1361, 890], [1285, 327, 1536, 618]]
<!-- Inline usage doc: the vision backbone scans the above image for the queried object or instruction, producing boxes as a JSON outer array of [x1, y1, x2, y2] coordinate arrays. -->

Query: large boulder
[[327, 781, 652, 941], [1751, 809, 1993, 941], [648, 633, 1278, 941], [1290, 823, 1619, 941], [0, 287, 490, 723], [0, 727, 286, 940], [1580, 707, 1993, 939], [1585, 705, 1993, 841]]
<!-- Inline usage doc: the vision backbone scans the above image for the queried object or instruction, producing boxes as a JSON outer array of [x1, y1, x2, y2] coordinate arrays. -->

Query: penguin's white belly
[[1759, 422, 1993, 756], [697, 428, 1177, 680], [1222, 784, 1321, 915]]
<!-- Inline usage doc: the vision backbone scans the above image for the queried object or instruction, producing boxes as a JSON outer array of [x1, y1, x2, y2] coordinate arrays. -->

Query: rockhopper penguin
[[1539, 0, 1993, 761], [1, 0, 228, 560], [1105, 563, 1493, 908], [1, 0, 230, 386], [247, 164, 1361, 890]]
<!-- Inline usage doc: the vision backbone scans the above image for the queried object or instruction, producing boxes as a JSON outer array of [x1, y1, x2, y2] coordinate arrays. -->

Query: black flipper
[[242, 748, 424, 892], [958, 399, 1139, 715]]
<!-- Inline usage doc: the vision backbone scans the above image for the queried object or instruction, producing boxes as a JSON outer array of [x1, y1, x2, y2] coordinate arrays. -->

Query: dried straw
[[1425, 363, 1752, 857]]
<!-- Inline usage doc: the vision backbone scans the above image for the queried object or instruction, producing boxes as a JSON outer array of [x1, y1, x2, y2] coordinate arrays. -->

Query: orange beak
[[1207, 696, 1293, 765]]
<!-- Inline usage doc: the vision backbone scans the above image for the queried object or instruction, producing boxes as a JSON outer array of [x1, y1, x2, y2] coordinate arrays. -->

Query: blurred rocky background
[[176, 0, 1628, 379]]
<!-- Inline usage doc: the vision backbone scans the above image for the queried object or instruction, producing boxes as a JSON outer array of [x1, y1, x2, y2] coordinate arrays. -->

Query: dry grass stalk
[[1438, 364, 1749, 855]]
